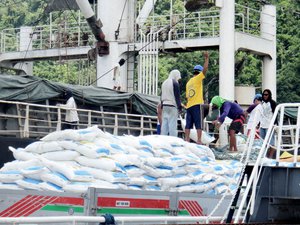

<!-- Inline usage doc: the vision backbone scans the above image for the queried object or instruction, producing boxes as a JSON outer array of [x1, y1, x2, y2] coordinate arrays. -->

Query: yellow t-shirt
[[186, 72, 205, 108]]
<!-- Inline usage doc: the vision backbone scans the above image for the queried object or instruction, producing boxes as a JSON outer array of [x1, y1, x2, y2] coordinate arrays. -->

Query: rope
[[88, 10, 195, 86], [115, 0, 128, 40], [14, 1, 50, 71]]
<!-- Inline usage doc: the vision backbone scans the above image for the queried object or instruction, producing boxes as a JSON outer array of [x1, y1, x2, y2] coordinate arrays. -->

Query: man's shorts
[[229, 115, 245, 134], [185, 104, 202, 129]]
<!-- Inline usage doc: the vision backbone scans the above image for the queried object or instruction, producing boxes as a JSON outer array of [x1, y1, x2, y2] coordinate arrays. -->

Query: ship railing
[[137, 3, 268, 42], [234, 103, 300, 223], [235, 3, 261, 36], [0, 4, 272, 54], [0, 22, 94, 53], [0, 215, 242, 225], [0, 100, 157, 139]]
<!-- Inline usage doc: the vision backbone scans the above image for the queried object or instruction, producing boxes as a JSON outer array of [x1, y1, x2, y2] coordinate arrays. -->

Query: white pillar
[[261, 5, 276, 100], [219, 0, 235, 101], [15, 26, 33, 74], [97, 0, 131, 90], [218, 0, 235, 146]]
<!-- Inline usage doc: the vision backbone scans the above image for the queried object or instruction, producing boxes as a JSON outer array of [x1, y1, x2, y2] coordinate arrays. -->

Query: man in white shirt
[[58, 90, 79, 130]]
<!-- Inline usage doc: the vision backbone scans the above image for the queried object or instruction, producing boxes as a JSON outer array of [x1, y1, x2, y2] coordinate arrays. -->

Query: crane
[[75, 0, 109, 57]]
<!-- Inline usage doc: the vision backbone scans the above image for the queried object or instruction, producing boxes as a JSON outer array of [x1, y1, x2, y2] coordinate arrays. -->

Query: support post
[[218, 0, 235, 146], [219, 0, 235, 101], [261, 5, 276, 100]]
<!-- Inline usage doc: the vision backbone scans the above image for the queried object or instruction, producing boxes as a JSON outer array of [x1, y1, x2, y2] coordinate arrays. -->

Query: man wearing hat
[[185, 51, 209, 144], [161, 69, 182, 137], [211, 96, 245, 152]]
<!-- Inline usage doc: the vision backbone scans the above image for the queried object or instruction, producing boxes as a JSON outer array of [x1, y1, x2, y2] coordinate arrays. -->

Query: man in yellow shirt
[[185, 51, 209, 144]]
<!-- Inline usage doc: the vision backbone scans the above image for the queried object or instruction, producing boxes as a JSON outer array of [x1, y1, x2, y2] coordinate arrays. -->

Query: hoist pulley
[[185, 0, 215, 12]]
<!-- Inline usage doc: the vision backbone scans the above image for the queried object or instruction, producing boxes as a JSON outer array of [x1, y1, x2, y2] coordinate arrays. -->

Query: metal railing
[[0, 100, 157, 139], [235, 3, 261, 35], [139, 10, 220, 41], [0, 215, 228, 225], [0, 4, 271, 54], [234, 103, 300, 223], [0, 22, 94, 53]]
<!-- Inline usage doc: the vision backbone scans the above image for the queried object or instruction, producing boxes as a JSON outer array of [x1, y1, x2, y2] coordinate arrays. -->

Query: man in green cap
[[211, 96, 245, 152]]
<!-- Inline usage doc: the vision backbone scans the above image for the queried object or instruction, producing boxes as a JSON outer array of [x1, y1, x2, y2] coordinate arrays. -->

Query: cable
[[88, 10, 194, 86], [115, 0, 128, 40], [63, 0, 95, 49], [16, 1, 52, 71]]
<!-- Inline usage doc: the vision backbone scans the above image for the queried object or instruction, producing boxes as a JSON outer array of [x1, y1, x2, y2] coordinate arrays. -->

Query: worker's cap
[[253, 93, 262, 102], [194, 65, 203, 72], [169, 69, 181, 81]]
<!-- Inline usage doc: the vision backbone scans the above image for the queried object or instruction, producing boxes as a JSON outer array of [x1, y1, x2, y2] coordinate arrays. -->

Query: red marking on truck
[[0, 195, 57, 217], [0, 195, 64, 217], [17, 196, 59, 217], [97, 197, 169, 208], [52, 196, 84, 205], [0, 195, 204, 217], [179, 200, 204, 216], [0, 195, 38, 217]]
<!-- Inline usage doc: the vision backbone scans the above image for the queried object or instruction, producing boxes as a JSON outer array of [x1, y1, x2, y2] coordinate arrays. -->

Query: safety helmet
[[194, 65, 203, 71]]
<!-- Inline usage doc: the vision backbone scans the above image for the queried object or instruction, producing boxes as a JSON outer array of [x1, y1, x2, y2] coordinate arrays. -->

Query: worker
[[185, 51, 209, 144], [211, 96, 245, 152], [160, 69, 182, 137], [58, 90, 79, 130]]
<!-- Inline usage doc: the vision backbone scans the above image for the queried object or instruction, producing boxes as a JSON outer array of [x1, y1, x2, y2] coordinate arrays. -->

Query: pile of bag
[[0, 126, 242, 194]]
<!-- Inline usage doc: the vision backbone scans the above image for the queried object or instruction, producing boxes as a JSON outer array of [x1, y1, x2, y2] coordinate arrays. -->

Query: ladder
[[231, 103, 300, 223]]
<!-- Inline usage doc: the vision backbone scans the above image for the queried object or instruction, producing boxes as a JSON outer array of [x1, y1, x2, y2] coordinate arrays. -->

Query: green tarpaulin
[[285, 107, 298, 120], [0, 75, 160, 116]]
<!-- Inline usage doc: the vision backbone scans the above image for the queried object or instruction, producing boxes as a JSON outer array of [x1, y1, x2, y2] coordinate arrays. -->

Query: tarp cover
[[0, 75, 159, 116], [285, 107, 298, 120]]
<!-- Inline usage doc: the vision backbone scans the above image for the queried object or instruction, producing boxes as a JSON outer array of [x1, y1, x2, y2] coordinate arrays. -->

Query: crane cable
[[10, 0, 50, 72], [88, 11, 194, 86], [115, 0, 128, 40]]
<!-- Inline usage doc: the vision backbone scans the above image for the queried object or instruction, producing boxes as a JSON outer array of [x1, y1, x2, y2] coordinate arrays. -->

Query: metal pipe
[[75, 0, 105, 41], [293, 106, 300, 164], [0, 215, 227, 224], [276, 108, 285, 161], [234, 104, 282, 223]]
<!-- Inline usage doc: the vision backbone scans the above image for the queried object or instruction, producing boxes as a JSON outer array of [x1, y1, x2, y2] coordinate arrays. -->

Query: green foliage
[[0, 0, 46, 28], [33, 60, 96, 85], [275, 0, 300, 103]]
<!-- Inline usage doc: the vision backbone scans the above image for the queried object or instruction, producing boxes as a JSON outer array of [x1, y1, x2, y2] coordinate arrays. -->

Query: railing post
[[88, 110, 92, 127], [57, 108, 62, 131], [23, 105, 30, 138], [100, 106, 106, 132], [293, 106, 300, 165], [114, 114, 118, 135], [16, 104, 23, 138], [0, 31, 2, 52], [242, 14, 245, 32], [198, 12, 201, 38], [276, 105, 284, 162], [78, 11, 81, 47], [140, 116, 144, 136], [247, 7, 250, 32], [212, 16, 215, 36]]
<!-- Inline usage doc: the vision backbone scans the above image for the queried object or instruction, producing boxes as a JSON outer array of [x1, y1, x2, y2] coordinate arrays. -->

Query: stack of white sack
[[0, 126, 242, 194]]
